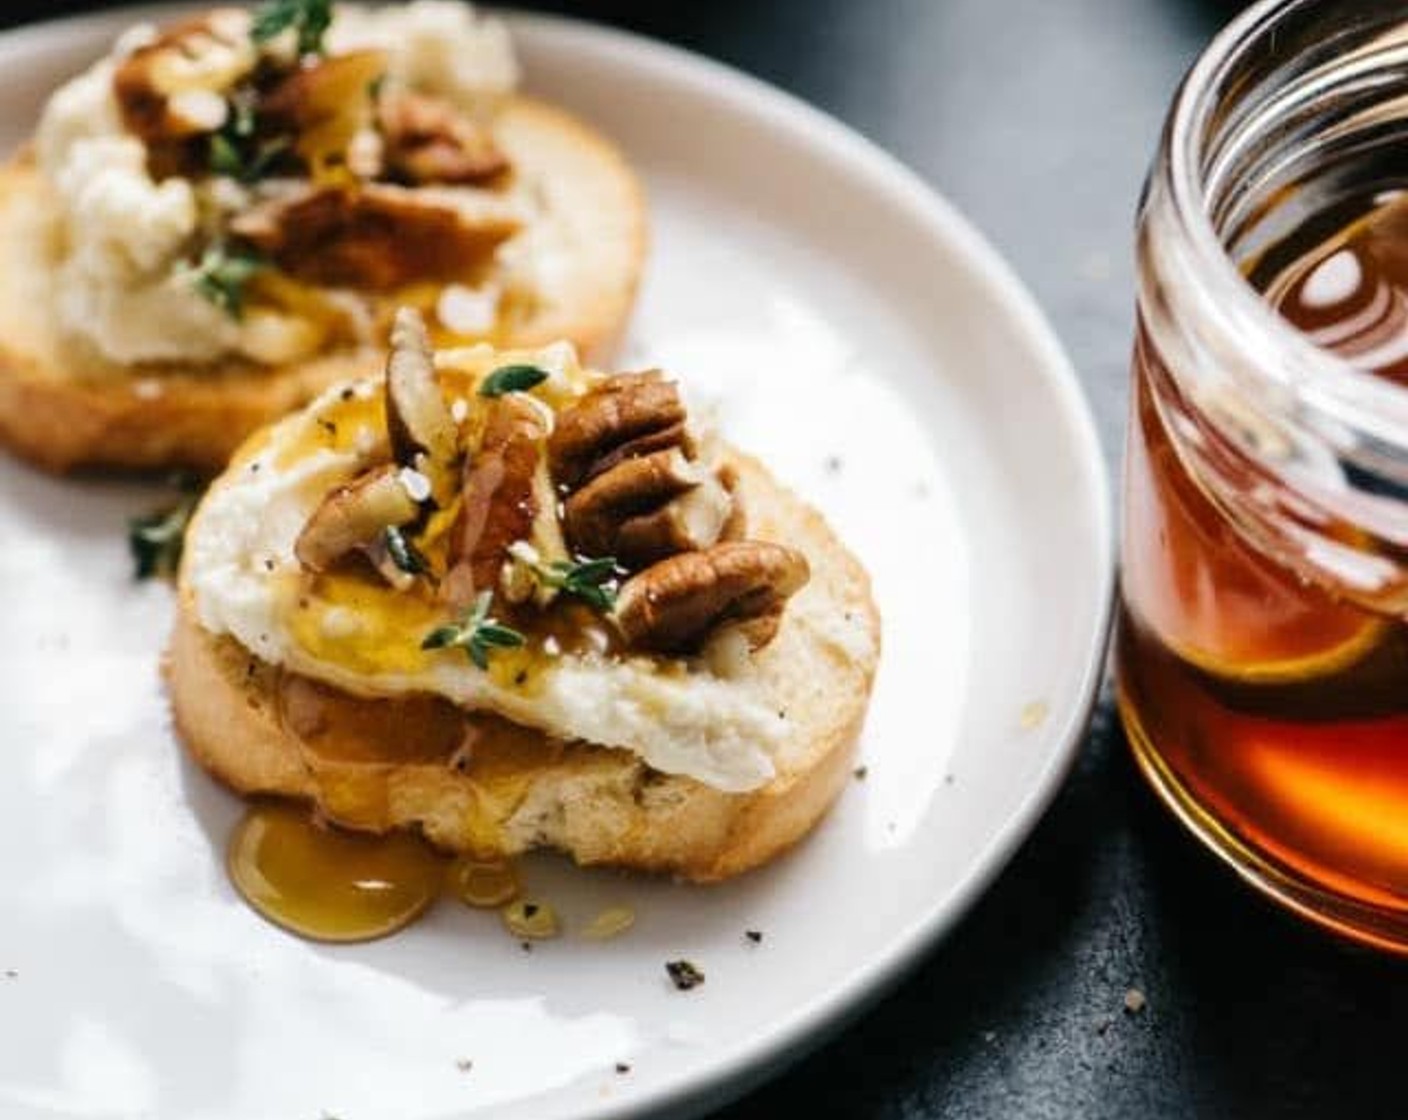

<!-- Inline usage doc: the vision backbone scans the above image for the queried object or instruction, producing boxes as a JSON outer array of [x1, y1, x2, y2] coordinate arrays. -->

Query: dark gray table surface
[[9, 1, 1408, 1117]]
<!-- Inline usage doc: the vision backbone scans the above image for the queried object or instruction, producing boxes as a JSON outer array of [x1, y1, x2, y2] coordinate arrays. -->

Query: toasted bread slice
[[167, 452, 879, 882], [0, 96, 645, 474]]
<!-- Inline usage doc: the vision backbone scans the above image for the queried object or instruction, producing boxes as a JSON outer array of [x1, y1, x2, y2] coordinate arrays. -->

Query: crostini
[[0, 1, 645, 472], [168, 309, 880, 882]]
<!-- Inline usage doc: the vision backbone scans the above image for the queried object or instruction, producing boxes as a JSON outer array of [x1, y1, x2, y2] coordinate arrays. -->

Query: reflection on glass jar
[[1118, 0, 1408, 952]]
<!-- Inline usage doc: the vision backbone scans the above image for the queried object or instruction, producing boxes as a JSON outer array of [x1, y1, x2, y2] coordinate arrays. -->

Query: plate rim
[[504, 19, 1116, 1117], [0, 6, 1115, 1119]]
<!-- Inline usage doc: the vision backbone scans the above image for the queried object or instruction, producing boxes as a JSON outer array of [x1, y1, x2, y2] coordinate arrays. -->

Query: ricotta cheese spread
[[35, 2, 520, 368], [187, 343, 787, 793]]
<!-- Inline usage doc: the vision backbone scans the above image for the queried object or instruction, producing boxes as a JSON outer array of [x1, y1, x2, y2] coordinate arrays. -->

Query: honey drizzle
[[225, 672, 547, 943]]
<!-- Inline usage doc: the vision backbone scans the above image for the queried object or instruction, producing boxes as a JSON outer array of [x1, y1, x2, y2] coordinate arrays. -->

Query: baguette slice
[[167, 452, 880, 882], [0, 96, 645, 474]]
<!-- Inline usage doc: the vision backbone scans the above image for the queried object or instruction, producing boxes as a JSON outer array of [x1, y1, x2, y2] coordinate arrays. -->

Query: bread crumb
[[503, 899, 559, 939], [1124, 988, 1147, 1014], [1020, 700, 1050, 730], [582, 906, 635, 941]]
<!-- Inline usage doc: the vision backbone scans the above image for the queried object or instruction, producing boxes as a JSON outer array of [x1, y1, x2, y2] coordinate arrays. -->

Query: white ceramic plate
[[0, 8, 1113, 1120]]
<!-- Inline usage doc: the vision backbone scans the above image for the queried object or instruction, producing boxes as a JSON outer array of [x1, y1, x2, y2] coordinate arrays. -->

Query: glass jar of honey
[[1118, 0, 1408, 951]]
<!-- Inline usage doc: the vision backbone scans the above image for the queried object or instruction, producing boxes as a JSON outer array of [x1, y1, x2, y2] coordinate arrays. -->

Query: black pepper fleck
[[665, 959, 705, 991], [3, 969, 16, 979], [744, 930, 763, 944], [853, 766, 868, 781], [514, 669, 528, 686], [615, 1062, 631, 1075], [824, 454, 844, 474], [319, 418, 338, 436], [523, 903, 539, 919], [340, 387, 355, 401], [520, 941, 533, 953], [263, 558, 275, 572], [456, 1058, 474, 1072]]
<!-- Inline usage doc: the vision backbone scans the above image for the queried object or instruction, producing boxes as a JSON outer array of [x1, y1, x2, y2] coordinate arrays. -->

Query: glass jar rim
[[1157, 0, 1408, 479]]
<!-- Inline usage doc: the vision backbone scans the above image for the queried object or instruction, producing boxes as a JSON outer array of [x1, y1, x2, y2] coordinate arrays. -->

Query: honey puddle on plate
[[228, 802, 449, 942], [223, 670, 535, 942], [228, 803, 523, 941]]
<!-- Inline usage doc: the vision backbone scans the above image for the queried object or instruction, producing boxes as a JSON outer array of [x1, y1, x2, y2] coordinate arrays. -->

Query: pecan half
[[229, 183, 521, 290], [615, 541, 810, 654], [563, 448, 731, 568], [378, 90, 509, 186], [441, 396, 549, 608], [614, 475, 736, 564], [294, 464, 421, 573], [547, 372, 690, 491]]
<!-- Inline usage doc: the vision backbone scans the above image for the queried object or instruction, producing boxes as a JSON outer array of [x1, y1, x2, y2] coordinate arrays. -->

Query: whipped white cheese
[[34, 2, 519, 368], [186, 375, 784, 794]]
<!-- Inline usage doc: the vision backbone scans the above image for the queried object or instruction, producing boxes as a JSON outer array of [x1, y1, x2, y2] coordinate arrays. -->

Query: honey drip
[[228, 801, 446, 943], [226, 672, 540, 942]]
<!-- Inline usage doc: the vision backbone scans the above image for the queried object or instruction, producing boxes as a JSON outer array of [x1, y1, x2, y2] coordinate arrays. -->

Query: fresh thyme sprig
[[479, 365, 549, 398], [536, 556, 619, 613], [209, 116, 289, 183], [422, 591, 525, 670], [191, 242, 266, 319], [128, 475, 204, 581], [251, 0, 333, 56]]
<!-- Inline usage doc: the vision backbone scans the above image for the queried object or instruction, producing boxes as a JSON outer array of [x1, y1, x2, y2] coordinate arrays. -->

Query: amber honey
[[225, 673, 530, 942], [1119, 192, 1408, 948]]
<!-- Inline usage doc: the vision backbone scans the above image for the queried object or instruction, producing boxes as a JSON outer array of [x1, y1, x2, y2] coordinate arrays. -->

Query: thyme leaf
[[479, 365, 549, 398], [422, 590, 525, 670], [191, 242, 266, 319], [538, 555, 619, 613], [251, 0, 333, 56], [128, 475, 204, 581], [209, 127, 289, 184]]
